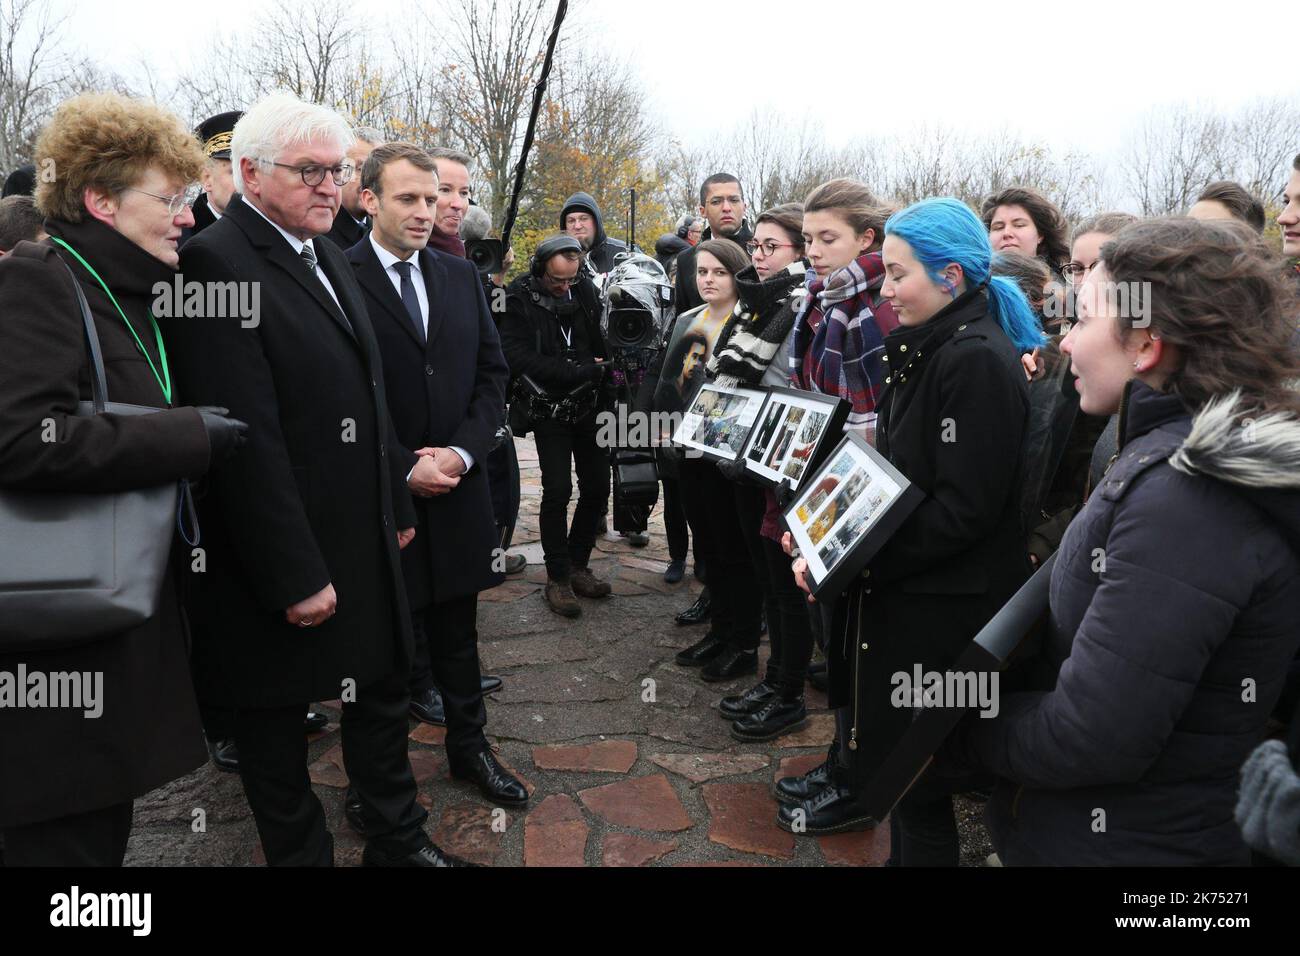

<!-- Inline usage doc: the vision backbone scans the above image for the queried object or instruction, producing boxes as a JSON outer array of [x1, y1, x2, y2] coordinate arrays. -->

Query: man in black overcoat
[[346, 142, 525, 807], [163, 94, 460, 867]]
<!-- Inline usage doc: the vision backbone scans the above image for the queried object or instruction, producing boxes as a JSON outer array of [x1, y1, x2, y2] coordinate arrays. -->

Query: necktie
[[300, 243, 317, 273], [392, 261, 426, 343]]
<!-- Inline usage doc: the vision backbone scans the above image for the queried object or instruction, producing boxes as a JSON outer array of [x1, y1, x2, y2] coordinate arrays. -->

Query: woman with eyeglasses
[[711, 204, 823, 740], [0, 93, 246, 865]]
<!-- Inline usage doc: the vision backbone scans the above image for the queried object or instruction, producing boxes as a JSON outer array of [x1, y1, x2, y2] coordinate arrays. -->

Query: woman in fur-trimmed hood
[[945, 217, 1300, 866]]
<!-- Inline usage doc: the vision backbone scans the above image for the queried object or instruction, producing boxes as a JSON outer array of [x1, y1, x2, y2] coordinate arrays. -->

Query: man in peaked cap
[[181, 110, 242, 247]]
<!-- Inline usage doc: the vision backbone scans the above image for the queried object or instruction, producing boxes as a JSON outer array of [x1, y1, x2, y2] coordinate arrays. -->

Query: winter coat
[[830, 287, 1031, 780], [654, 233, 690, 274], [164, 195, 416, 709], [559, 192, 630, 275], [0, 218, 212, 826], [499, 272, 607, 392], [951, 381, 1300, 865]]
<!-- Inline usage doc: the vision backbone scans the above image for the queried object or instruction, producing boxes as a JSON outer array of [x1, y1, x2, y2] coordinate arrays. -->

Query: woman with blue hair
[[783, 198, 1037, 859]]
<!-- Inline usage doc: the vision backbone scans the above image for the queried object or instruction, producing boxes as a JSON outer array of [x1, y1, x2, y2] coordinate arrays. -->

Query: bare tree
[[1122, 103, 1235, 215], [0, 0, 74, 170], [433, 0, 551, 225], [1230, 96, 1300, 202]]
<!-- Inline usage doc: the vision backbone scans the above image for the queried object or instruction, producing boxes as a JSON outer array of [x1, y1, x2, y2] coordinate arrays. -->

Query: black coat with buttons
[[827, 288, 1031, 778], [163, 195, 416, 709], [347, 238, 509, 609]]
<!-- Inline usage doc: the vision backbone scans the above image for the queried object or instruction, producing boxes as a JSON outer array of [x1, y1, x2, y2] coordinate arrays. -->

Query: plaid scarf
[[790, 252, 899, 434]]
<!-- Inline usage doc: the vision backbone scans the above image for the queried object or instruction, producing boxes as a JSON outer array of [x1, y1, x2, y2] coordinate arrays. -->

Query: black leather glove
[[196, 406, 249, 465], [716, 456, 747, 483]]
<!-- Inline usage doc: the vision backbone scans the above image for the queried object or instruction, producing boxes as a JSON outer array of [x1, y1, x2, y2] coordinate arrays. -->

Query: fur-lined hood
[[1167, 389, 1300, 555], [1170, 391, 1300, 491]]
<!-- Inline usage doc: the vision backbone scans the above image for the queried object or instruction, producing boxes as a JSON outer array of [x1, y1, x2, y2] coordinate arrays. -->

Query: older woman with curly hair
[[0, 93, 246, 865]]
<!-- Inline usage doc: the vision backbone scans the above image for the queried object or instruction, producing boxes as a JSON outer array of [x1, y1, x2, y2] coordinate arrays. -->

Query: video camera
[[465, 238, 505, 276], [597, 252, 675, 354], [592, 252, 675, 536]]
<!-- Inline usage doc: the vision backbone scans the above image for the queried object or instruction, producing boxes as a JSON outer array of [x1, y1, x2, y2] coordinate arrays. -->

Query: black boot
[[774, 759, 832, 803], [674, 587, 712, 626], [700, 646, 758, 683], [718, 679, 777, 719], [807, 659, 828, 692], [777, 779, 878, 835], [675, 631, 726, 667], [730, 697, 807, 742]]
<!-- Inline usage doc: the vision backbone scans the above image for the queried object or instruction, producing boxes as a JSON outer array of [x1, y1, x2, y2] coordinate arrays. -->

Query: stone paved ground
[[125, 437, 993, 867]]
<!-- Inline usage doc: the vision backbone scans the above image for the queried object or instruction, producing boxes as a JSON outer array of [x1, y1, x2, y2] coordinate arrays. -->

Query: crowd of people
[[0, 87, 1297, 868]]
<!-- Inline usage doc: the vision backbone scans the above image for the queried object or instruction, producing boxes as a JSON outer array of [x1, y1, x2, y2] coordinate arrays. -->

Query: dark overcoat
[[162, 195, 415, 708], [0, 218, 211, 826], [347, 237, 508, 607]]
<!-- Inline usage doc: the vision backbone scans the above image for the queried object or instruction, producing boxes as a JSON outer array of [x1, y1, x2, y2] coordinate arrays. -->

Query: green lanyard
[[51, 236, 173, 405]]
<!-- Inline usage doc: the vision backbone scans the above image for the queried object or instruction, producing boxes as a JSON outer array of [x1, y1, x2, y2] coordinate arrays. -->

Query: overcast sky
[[55, 0, 1298, 167]]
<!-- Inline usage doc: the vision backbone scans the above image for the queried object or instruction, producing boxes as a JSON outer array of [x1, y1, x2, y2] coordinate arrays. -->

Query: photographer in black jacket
[[499, 234, 613, 617]]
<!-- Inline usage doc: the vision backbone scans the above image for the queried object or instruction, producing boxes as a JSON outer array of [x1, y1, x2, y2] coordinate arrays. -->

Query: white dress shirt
[[369, 233, 430, 335], [243, 199, 344, 313], [366, 236, 474, 475]]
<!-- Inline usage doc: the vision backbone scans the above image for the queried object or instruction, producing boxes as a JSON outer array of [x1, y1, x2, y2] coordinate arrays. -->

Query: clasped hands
[[408, 446, 467, 498]]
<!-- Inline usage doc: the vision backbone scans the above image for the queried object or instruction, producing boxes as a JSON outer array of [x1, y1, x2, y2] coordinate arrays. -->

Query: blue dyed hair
[[884, 198, 1045, 352]]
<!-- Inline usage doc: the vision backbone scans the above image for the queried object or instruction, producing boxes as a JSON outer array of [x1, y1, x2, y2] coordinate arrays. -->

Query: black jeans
[[409, 595, 489, 763], [533, 416, 611, 581], [761, 535, 816, 699], [661, 476, 690, 565], [229, 673, 428, 866], [2, 801, 134, 866], [679, 457, 762, 650]]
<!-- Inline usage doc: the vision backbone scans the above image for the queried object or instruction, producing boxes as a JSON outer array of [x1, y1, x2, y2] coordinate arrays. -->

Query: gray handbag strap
[[54, 253, 109, 413]]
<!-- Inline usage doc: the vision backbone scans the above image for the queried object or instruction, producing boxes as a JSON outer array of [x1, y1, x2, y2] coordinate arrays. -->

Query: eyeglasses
[[706, 195, 743, 208], [125, 184, 202, 216], [266, 161, 355, 187], [544, 274, 580, 287], [745, 240, 796, 257], [1061, 261, 1100, 279]]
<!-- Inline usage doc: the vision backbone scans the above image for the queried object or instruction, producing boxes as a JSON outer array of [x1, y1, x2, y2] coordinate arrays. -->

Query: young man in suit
[[347, 142, 526, 808], [164, 93, 461, 867]]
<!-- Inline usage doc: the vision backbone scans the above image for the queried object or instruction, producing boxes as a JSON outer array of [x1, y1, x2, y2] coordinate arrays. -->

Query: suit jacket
[[324, 207, 368, 252], [162, 195, 416, 708], [347, 236, 509, 607]]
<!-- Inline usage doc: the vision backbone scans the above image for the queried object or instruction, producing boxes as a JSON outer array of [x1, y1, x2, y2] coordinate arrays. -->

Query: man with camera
[[499, 234, 613, 618]]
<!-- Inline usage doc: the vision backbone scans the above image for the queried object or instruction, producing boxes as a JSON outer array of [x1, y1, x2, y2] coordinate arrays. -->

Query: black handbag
[[0, 258, 182, 651]]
